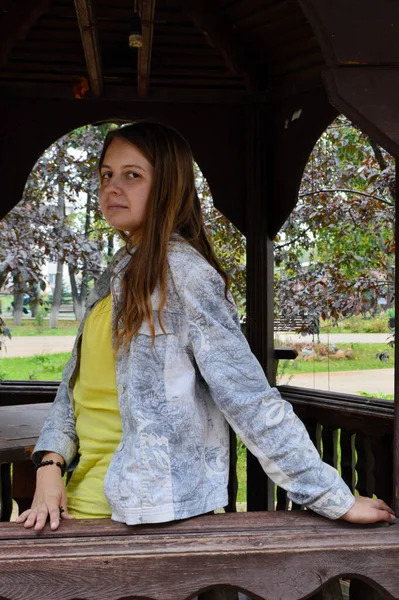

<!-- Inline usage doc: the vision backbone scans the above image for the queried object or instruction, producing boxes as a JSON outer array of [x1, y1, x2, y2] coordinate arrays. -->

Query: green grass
[[279, 343, 394, 376], [2, 319, 79, 337], [319, 312, 391, 334], [0, 352, 71, 381], [236, 439, 247, 503]]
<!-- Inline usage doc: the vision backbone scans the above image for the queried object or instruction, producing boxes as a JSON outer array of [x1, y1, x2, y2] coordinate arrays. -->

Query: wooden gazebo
[[1, 1, 399, 599]]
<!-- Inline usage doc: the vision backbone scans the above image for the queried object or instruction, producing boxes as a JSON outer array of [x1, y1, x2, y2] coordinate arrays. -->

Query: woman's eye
[[127, 171, 140, 179], [101, 172, 112, 180]]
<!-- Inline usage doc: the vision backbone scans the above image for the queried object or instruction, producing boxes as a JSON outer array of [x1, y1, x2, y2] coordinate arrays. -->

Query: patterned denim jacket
[[33, 239, 355, 524]]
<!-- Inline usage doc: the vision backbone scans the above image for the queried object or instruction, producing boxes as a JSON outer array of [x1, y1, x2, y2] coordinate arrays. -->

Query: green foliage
[[320, 312, 390, 333], [275, 115, 395, 332], [358, 391, 394, 400]]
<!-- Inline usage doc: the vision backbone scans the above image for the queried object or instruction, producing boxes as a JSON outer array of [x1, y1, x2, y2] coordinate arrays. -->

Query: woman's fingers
[[341, 495, 396, 524], [61, 510, 74, 520], [16, 501, 72, 530], [15, 509, 31, 523], [376, 498, 395, 515], [34, 507, 51, 530]]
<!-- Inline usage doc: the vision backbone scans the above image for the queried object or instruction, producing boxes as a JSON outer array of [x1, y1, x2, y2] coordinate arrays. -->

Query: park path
[[1, 332, 392, 359], [278, 369, 394, 396], [1, 336, 75, 358], [276, 332, 391, 344], [0, 334, 394, 397]]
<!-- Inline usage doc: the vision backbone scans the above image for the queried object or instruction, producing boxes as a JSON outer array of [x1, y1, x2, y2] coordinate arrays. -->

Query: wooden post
[[394, 161, 399, 516], [245, 106, 276, 512]]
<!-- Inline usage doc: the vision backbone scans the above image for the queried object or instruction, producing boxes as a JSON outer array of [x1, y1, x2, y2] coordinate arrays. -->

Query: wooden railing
[[278, 385, 394, 507], [0, 379, 397, 599]]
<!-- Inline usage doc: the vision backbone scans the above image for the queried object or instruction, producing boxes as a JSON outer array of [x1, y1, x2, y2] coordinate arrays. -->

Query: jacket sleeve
[[177, 261, 355, 519], [32, 357, 79, 468]]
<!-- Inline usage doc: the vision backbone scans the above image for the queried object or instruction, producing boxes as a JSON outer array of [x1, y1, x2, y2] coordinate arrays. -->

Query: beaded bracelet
[[35, 459, 66, 477]]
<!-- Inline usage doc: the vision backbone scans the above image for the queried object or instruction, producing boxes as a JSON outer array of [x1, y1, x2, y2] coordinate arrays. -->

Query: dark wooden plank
[[371, 435, 393, 505], [0, 0, 52, 68], [340, 430, 354, 492], [355, 433, 374, 499], [137, 0, 156, 98], [0, 513, 398, 600], [350, 579, 390, 600], [246, 106, 275, 511], [179, 0, 257, 90], [72, 0, 103, 95], [395, 161, 399, 516], [226, 427, 238, 513], [12, 460, 37, 515], [0, 403, 51, 463], [299, 0, 399, 65], [0, 463, 12, 522], [321, 427, 336, 468]]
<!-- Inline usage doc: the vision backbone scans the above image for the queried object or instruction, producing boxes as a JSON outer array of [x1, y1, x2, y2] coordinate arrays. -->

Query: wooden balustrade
[[269, 386, 395, 508], [1, 511, 399, 600], [0, 380, 397, 599]]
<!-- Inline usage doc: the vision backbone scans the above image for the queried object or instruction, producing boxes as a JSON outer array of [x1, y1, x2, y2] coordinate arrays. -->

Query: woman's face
[[99, 138, 153, 234]]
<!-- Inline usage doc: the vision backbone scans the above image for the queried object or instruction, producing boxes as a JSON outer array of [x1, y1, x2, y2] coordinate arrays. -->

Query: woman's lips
[[108, 204, 127, 210]]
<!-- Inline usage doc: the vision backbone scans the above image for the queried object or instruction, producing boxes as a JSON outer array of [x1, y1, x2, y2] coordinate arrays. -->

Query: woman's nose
[[108, 175, 123, 194]]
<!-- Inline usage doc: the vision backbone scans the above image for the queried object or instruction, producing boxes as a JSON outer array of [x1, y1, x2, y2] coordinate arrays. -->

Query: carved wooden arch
[[298, 0, 399, 158], [0, 99, 247, 234], [266, 86, 338, 238]]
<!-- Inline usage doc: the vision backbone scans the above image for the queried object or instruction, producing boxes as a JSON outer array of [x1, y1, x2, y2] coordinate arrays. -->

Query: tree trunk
[[49, 260, 63, 328], [13, 291, 24, 326], [0, 265, 9, 290], [30, 301, 39, 318], [69, 266, 88, 321], [107, 233, 114, 258], [49, 180, 65, 329]]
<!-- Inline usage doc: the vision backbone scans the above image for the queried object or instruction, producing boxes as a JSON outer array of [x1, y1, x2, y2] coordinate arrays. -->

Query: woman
[[17, 121, 395, 531]]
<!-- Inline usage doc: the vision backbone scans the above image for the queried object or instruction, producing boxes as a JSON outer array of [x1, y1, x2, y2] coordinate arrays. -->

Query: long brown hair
[[98, 121, 229, 350]]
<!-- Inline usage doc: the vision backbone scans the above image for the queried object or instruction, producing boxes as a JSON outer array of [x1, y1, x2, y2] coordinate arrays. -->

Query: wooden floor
[[0, 511, 398, 600]]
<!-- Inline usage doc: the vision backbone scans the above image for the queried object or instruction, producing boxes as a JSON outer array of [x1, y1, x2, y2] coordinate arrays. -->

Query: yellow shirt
[[66, 294, 122, 518]]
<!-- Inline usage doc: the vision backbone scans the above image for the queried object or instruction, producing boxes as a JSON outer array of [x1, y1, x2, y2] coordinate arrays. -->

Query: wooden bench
[[274, 315, 320, 338], [1, 512, 398, 600]]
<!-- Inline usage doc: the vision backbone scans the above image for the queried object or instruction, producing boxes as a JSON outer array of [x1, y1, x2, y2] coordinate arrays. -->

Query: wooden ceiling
[[0, 0, 324, 101]]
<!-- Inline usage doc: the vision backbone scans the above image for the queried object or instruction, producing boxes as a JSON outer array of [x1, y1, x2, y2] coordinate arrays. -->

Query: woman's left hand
[[340, 496, 396, 524]]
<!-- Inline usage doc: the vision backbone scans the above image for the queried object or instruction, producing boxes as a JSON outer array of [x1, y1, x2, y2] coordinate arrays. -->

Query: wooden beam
[[74, 0, 103, 96], [0, 81, 250, 104], [395, 161, 399, 516], [179, 0, 257, 91], [137, 0, 156, 98], [0, 0, 52, 68]]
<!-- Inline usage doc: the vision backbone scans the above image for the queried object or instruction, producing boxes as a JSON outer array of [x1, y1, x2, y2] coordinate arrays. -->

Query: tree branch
[[299, 188, 394, 207]]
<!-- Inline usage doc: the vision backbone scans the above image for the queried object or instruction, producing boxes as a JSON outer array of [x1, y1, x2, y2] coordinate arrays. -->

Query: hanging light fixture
[[129, 1, 143, 48]]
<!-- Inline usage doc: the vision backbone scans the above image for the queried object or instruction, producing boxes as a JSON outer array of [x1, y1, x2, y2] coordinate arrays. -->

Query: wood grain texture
[[137, 0, 156, 98], [73, 0, 103, 96], [0, 512, 398, 600], [0, 403, 51, 463], [395, 161, 399, 517]]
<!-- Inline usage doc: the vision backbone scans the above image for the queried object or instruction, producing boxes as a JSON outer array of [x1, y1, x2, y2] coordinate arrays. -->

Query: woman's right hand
[[16, 455, 74, 531]]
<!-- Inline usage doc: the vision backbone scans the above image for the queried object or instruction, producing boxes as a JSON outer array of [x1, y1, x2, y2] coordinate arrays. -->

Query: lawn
[[2, 319, 79, 337], [278, 343, 394, 376], [0, 352, 71, 381]]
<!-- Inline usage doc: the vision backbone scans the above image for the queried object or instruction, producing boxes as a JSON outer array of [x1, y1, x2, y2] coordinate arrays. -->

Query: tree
[[1, 126, 246, 328], [274, 115, 395, 332], [1, 125, 116, 325]]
